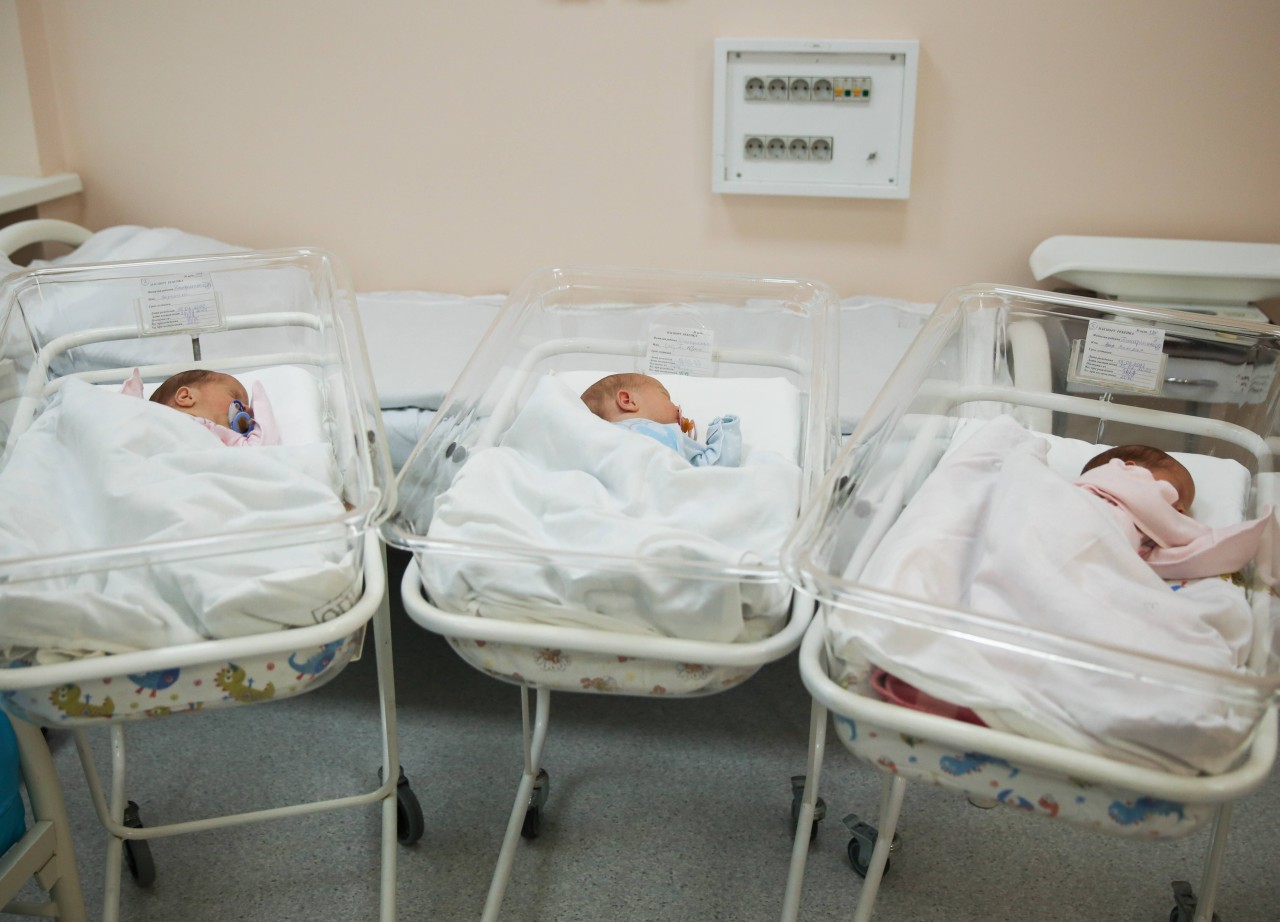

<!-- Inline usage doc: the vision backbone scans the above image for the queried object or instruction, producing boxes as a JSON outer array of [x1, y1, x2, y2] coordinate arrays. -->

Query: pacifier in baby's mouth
[[677, 407, 697, 440], [228, 400, 256, 434]]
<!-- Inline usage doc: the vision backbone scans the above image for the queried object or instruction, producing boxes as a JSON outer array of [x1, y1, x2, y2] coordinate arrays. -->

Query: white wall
[[18, 0, 1280, 304]]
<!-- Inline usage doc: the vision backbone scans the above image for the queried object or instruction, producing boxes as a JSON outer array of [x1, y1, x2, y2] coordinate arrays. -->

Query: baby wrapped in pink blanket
[[849, 417, 1277, 772], [1075, 447, 1270, 579], [124, 368, 279, 446]]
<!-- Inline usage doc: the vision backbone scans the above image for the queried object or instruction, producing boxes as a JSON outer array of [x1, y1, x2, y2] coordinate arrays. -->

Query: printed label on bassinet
[[136, 272, 225, 336], [646, 325, 714, 376], [1068, 319, 1166, 393]]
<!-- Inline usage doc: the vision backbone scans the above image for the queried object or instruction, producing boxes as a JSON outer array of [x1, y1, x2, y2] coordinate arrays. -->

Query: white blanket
[[0, 380, 358, 658], [420, 376, 802, 641], [832, 415, 1259, 775]]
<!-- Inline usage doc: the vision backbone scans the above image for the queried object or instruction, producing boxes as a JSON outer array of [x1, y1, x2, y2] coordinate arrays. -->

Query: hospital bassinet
[[781, 284, 1280, 922], [382, 264, 839, 919], [0, 248, 416, 922]]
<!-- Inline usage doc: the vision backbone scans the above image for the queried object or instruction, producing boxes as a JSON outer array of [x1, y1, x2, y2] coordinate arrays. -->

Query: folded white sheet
[[420, 375, 802, 641], [13, 228, 321, 382], [27, 225, 244, 267], [0, 380, 358, 658], [0, 225, 243, 280], [832, 415, 1261, 775], [838, 296, 932, 433], [382, 407, 435, 471], [356, 291, 503, 409]]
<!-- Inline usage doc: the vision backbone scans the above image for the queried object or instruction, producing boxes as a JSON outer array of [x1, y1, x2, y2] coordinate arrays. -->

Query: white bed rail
[[926, 380, 1273, 462], [0, 219, 92, 258], [400, 563, 815, 668], [5, 310, 333, 448]]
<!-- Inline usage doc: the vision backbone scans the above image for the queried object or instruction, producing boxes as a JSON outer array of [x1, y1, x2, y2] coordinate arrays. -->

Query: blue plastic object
[[227, 400, 256, 435], [0, 718, 27, 853]]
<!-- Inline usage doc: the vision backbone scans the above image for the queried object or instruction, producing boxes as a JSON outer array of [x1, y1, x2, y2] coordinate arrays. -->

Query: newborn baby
[[580, 372, 741, 467], [126, 368, 279, 447], [1076, 444, 1271, 579]]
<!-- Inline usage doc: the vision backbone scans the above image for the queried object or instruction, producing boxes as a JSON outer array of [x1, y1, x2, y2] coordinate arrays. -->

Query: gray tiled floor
[[32, 551, 1280, 921]]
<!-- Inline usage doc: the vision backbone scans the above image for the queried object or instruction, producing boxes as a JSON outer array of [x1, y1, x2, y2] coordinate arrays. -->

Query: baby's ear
[[121, 368, 144, 398]]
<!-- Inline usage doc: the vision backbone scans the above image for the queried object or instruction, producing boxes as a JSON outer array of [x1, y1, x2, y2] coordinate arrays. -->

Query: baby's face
[[632, 378, 681, 425], [183, 374, 249, 424]]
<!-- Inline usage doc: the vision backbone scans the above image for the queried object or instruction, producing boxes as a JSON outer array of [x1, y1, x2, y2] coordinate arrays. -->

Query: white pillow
[[240, 366, 326, 445]]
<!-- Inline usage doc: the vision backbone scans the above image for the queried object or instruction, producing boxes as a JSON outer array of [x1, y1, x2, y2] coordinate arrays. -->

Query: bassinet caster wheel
[[396, 773, 425, 846], [520, 768, 550, 840], [843, 814, 900, 879], [379, 766, 425, 846], [1169, 880, 1221, 922], [122, 800, 156, 888], [789, 775, 826, 840]]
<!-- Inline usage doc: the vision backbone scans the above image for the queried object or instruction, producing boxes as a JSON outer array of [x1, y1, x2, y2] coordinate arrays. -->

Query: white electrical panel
[[712, 38, 919, 199]]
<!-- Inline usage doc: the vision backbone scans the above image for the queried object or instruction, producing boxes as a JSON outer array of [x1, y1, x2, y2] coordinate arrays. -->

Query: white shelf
[[0, 173, 82, 215], [1030, 235, 1280, 307]]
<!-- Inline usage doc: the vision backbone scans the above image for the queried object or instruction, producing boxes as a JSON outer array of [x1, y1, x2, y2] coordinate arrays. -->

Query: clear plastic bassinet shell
[[783, 283, 1280, 834], [0, 248, 394, 725], [383, 265, 839, 695]]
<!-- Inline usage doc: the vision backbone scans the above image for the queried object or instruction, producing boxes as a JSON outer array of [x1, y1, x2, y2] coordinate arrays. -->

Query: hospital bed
[[780, 247, 1280, 922], [0, 243, 416, 922], [381, 264, 840, 920]]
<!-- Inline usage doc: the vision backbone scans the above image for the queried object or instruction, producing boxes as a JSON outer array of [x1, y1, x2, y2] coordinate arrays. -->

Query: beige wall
[[0, 1, 41, 176], [17, 0, 1280, 302]]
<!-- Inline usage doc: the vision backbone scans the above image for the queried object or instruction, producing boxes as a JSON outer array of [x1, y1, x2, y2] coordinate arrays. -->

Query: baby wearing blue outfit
[[581, 373, 741, 467]]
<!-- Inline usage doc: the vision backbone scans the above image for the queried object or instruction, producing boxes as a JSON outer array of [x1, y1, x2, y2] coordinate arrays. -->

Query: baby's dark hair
[[1080, 444, 1177, 476], [149, 369, 224, 408], [581, 373, 650, 418], [1082, 444, 1195, 510]]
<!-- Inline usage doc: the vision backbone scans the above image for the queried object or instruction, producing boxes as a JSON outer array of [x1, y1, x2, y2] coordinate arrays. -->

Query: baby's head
[[150, 370, 249, 426], [1081, 444, 1195, 514], [581, 373, 684, 427]]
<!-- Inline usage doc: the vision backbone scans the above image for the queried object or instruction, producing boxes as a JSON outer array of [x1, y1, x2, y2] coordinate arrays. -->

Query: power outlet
[[713, 38, 919, 198], [744, 136, 835, 164], [742, 74, 873, 104]]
